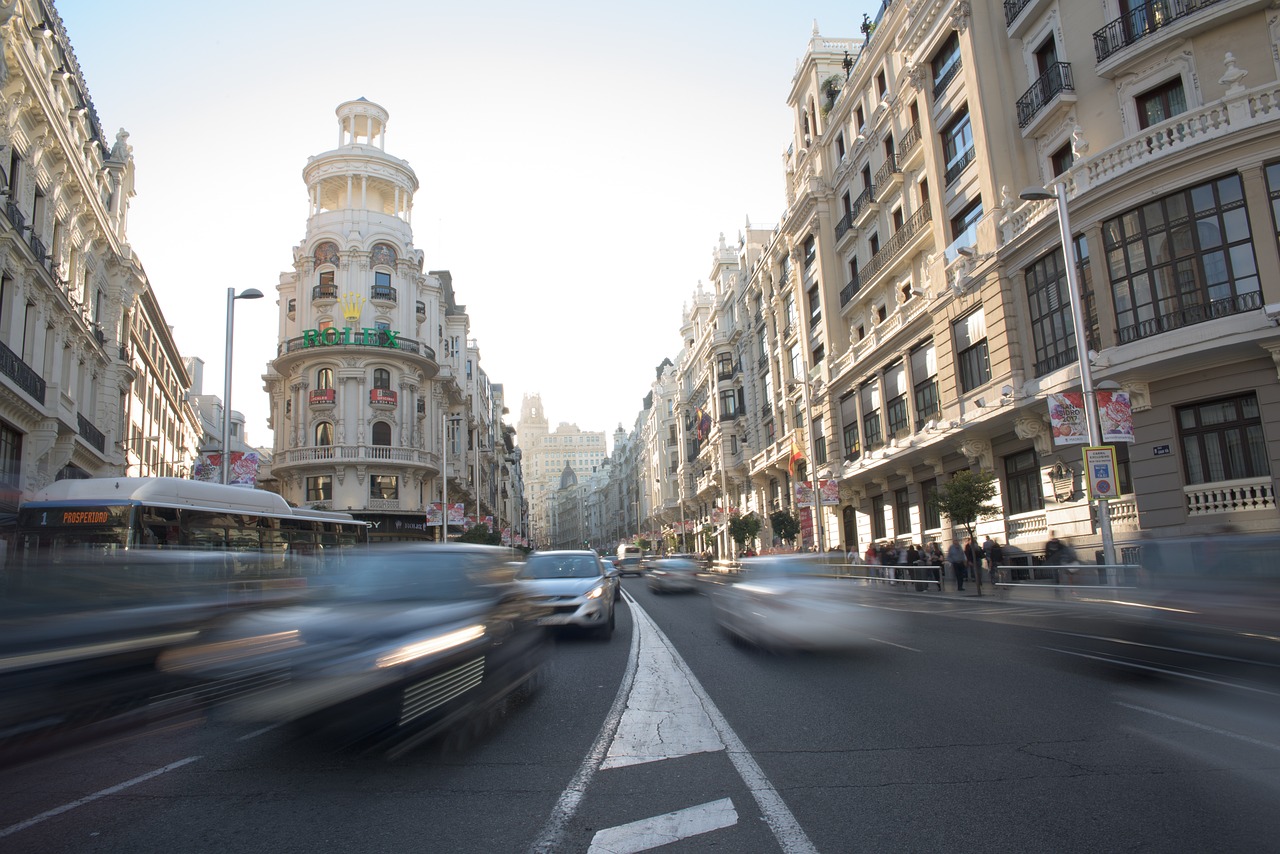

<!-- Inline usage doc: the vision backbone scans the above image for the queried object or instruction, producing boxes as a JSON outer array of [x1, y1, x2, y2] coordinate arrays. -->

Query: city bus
[[7, 477, 369, 599]]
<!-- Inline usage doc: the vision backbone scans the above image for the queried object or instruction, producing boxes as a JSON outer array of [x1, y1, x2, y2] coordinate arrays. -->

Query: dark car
[[158, 544, 550, 756]]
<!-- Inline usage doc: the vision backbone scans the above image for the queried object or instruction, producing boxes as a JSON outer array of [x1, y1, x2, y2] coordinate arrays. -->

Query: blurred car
[[157, 544, 550, 754], [0, 548, 313, 766], [646, 558, 701, 594], [516, 550, 619, 639], [712, 554, 899, 651]]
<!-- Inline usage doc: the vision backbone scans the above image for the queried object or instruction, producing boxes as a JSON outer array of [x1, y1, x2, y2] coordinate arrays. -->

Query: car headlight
[[375, 624, 486, 669], [585, 585, 606, 600]]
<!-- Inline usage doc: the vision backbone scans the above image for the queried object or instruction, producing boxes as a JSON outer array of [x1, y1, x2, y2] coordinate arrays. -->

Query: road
[[2, 576, 1278, 852]]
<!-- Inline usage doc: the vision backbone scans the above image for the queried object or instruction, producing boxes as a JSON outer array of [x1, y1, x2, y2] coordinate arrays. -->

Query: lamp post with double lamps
[[1020, 183, 1117, 567], [221, 287, 263, 484]]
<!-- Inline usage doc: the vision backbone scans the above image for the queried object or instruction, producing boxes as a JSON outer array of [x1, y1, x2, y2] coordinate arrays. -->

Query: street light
[[788, 375, 825, 554], [1020, 183, 1116, 567], [221, 287, 263, 484]]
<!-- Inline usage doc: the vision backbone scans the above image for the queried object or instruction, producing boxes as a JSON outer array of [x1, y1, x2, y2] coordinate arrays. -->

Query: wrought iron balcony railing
[[312, 284, 338, 301], [1017, 62, 1074, 127], [77, 413, 105, 453], [1116, 290, 1261, 344], [1004, 0, 1033, 26], [1094, 0, 1226, 63], [0, 338, 44, 403], [858, 203, 931, 285]]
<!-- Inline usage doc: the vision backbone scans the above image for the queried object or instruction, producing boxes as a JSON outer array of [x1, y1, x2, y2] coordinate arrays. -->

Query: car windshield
[[332, 552, 498, 601], [519, 556, 602, 579]]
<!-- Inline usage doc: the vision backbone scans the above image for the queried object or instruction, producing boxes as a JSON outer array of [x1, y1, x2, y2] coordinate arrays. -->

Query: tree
[[728, 512, 761, 551], [457, 523, 501, 546], [769, 509, 800, 548], [930, 469, 1001, 595]]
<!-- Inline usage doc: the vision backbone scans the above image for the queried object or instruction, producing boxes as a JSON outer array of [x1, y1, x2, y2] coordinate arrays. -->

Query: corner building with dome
[[264, 99, 519, 541]]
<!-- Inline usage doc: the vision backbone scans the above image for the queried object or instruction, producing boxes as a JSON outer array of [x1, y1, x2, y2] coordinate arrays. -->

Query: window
[[788, 344, 801, 381], [812, 416, 826, 465], [719, 388, 738, 418], [932, 32, 961, 97], [1005, 449, 1044, 515], [811, 343, 824, 365], [839, 392, 859, 460], [807, 283, 821, 328], [803, 235, 816, 267], [373, 368, 391, 389], [783, 293, 797, 330], [876, 69, 888, 101], [1178, 394, 1269, 485], [372, 421, 392, 446], [0, 420, 22, 501], [1051, 142, 1074, 177], [836, 133, 846, 161], [1136, 77, 1186, 129], [306, 475, 332, 503], [884, 362, 909, 437], [871, 494, 887, 540], [1263, 161, 1280, 253], [911, 341, 939, 426], [950, 198, 982, 244], [894, 487, 912, 534], [920, 478, 941, 530], [316, 367, 333, 390], [370, 474, 399, 500], [855, 103, 865, 131], [1025, 247, 1078, 377], [942, 108, 974, 185], [861, 381, 882, 448], [717, 353, 734, 378], [1105, 174, 1259, 344], [953, 308, 991, 392]]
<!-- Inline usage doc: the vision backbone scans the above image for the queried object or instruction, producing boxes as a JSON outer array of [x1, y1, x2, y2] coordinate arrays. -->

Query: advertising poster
[[819, 479, 840, 505], [1098, 391, 1134, 443], [424, 503, 443, 526], [1048, 393, 1087, 446], [192, 451, 260, 485], [799, 505, 814, 549], [795, 481, 816, 506], [446, 503, 466, 525]]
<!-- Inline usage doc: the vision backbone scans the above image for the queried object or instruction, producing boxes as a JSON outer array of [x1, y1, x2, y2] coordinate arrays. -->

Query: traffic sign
[[1083, 446, 1119, 500]]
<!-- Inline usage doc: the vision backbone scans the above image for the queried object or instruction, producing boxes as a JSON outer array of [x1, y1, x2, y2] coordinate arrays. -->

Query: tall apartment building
[[0, 0, 199, 513], [612, 1, 1280, 558], [264, 99, 520, 541], [516, 392, 607, 547]]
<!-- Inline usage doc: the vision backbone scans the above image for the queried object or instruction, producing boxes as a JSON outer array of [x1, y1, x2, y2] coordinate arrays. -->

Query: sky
[[56, 0, 875, 455]]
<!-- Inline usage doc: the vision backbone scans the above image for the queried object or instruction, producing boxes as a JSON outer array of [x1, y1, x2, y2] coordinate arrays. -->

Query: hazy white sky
[[57, 0, 872, 454]]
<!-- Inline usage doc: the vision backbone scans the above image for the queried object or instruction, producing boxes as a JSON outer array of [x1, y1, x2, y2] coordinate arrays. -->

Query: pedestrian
[[984, 537, 1005, 586], [927, 541, 944, 590], [947, 538, 967, 591], [964, 536, 983, 587]]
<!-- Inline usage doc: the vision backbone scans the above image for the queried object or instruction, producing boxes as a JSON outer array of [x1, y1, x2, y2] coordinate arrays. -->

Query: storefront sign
[[301, 327, 399, 348]]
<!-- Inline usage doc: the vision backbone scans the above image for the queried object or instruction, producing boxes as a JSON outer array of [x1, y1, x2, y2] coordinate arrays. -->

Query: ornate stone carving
[[957, 437, 991, 469], [950, 0, 971, 32], [1014, 414, 1052, 456]]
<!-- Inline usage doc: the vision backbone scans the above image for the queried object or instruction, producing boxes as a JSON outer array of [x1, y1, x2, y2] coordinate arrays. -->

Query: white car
[[712, 554, 899, 651], [646, 558, 701, 594], [516, 550, 619, 639]]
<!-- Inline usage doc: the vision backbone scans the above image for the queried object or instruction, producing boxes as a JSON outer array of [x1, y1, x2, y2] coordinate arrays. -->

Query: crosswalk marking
[[587, 798, 738, 854]]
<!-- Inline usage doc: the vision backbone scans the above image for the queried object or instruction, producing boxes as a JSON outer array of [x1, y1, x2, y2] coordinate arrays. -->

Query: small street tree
[[728, 512, 762, 554], [457, 523, 501, 546], [769, 509, 800, 549], [931, 468, 1001, 595]]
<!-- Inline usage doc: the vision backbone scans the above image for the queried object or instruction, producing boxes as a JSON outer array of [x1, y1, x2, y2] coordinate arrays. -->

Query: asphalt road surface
[[2, 576, 1278, 853]]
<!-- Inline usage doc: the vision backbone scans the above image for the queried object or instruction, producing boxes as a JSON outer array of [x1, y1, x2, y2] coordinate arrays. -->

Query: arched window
[[317, 367, 333, 390], [315, 422, 333, 445], [373, 368, 391, 390], [372, 421, 392, 446]]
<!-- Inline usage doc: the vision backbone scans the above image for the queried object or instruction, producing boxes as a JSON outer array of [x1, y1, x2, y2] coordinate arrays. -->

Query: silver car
[[516, 551, 619, 640], [646, 558, 701, 594]]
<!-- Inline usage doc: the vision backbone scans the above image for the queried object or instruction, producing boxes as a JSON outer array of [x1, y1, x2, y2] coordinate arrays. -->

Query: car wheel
[[596, 608, 615, 640]]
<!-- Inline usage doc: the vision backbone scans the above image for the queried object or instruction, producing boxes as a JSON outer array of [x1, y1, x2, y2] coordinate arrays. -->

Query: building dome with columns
[[264, 99, 481, 540]]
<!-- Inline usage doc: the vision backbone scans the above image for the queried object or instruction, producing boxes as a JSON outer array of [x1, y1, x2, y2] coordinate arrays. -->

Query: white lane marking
[[1116, 702, 1280, 753], [602, 599, 725, 769], [626, 602, 819, 854], [237, 723, 282, 742], [0, 756, 201, 839], [1044, 647, 1280, 698], [866, 637, 922, 653], [528, 593, 642, 854], [587, 797, 738, 854]]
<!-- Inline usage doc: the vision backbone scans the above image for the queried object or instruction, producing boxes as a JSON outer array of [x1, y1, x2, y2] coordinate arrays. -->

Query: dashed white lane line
[[1116, 702, 1280, 753], [237, 723, 282, 742], [587, 797, 738, 854], [867, 636, 922, 653], [0, 756, 201, 839]]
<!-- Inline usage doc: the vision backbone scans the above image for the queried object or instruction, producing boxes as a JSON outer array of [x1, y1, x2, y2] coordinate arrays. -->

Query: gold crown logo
[[339, 292, 366, 323]]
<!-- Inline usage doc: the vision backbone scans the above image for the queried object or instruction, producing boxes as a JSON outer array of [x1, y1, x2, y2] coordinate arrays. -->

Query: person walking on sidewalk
[[964, 537, 984, 589], [947, 538, 968, 591], [983, 536, 1005, 587]]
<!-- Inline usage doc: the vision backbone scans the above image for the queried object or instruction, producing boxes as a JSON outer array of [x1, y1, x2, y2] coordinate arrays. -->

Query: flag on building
[[694, 407, 712, 441], [787, 442, 804, 477]]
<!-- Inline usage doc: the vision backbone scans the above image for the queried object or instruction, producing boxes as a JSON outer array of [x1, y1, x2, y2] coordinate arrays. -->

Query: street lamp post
[[1020, 182, 1116, 567], [790, 377, 824, 554], [221, 287, 263, 484]]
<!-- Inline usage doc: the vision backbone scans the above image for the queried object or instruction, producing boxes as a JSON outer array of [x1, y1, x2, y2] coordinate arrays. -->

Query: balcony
[[872, 155, 901, 200], [839, 275, 862, 307], [1004, 0, 1033, 26], [851, 185, 877, 228], [858, 203, 931, 286], [944, 148, 975, 187], [1017, 63, 1076, 135], [312, 284, 338, 302], [309, 388, 336, 407], [1116, 290, 1262, 344], [834, 210, 855, 242], [5, 200, 25, 233], [1033, 346, 1079, 379], [896, 123, 923, 170], [367, 498, 401, 511], [933, 56, 962, 101], [77, 413, 105, 453], [370, 388, 398, 408], [371, 284, 398, 304], [1184, 476, 1275, 517], [29, 232, 47, 266], [0, 338, 45, 403], [1094, 0, 1228, 65]]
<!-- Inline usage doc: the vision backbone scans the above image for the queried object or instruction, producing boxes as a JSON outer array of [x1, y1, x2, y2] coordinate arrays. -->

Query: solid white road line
[[0, 755, 202, 839], [587, 797, 738, 854], [528, 592, 642, 854], [627, 603, 819, 854], [866, 636, 922, 653], [1116, 702, 1280, 754]]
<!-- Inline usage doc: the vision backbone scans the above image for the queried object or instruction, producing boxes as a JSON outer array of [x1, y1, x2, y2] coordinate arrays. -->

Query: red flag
[[788, 442, 804, 477]]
